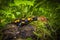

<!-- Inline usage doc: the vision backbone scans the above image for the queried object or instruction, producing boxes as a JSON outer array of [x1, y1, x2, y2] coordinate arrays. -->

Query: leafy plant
[[0, 0, 60, 40]]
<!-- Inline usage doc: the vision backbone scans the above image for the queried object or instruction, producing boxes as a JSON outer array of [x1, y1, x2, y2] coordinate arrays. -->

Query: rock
[[2, 23, 20, 40], [2, 23, 37, 40], [19, 24, 36, 38]]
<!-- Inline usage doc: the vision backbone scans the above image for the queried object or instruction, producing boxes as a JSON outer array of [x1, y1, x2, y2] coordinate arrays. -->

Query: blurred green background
[[0, 0, 60, 40]]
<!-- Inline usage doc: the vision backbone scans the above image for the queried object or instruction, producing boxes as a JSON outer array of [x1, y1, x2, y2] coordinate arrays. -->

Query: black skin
[[12, 16, 38, 27]]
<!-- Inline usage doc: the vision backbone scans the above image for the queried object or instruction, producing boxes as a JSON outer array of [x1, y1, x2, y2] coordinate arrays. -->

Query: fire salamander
[[13, 16, 48, 27], [13, 16, 37, 27]]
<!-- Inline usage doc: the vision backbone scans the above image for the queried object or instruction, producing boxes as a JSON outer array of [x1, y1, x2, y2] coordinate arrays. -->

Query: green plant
[[0, 0, 60, 40]]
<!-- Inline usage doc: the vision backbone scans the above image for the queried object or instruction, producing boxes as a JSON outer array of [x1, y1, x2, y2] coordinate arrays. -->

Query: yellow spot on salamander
[[28, 18, 32, 21], [22, 18, 25, 20], [21, 21, 25, 24], [15, 20, 20, 23]]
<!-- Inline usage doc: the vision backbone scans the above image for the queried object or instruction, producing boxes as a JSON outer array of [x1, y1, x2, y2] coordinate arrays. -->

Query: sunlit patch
[[14, 37, 16, 38], [16, 32, 20, 34], [12, 25, 16, 27], [1, 19, 5, 23]]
